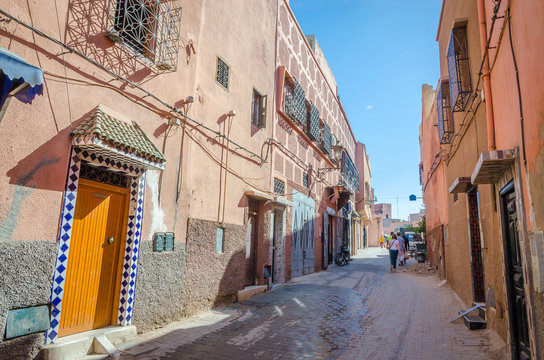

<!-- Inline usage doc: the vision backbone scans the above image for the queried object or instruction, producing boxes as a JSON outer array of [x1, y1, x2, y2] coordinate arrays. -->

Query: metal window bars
[[447, 26, 472, 112], [283, 76, 306, 128], [306, 100, 320, 141], [437, 80, 454, 144], [303, 172, 309, 188], [319, 121, 331, 154], [106, 0, 183, 72], [216, 57, 229, 89], [341, 151, 359, 194], [274, 178, 285, 195]]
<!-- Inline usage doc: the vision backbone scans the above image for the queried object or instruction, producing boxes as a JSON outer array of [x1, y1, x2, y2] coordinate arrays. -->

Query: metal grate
[[319, 121, 331, 154], [107, 0, 182, 72], [447, 26, 472, 112], [341, 152, 359, 194], [284, 77, 306, 128], [306, 101, 320, 141], [79, 161, 130, 188], [302, 172, 309, 188], [437, 81, 454, 144], [216, 57, 229, 89], [274, 178, 285, 195]]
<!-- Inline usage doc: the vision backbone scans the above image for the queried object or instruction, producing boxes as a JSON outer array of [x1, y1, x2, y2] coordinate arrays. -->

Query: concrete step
[[237, 285, 267, 302], [40, 325, 136, 360]]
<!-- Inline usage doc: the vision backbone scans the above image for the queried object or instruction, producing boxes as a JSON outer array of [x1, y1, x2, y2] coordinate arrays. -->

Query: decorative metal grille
[[274, 178, 285, 195], [303, 172, 309, 188], [341, 151, 359, 194], [284, 77, 306, 128], [306, 101, 320, 141], [216, 57, 229, 89], [447, 26, 472, 112], [437, 81, 454, 144], [79, 161, 130, 188], [107, 0, 183, 72], [319, 121, 331, 154]]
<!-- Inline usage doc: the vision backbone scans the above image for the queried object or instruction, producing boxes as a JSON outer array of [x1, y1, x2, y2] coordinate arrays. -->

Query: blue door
[[291, 191, 315, 277]]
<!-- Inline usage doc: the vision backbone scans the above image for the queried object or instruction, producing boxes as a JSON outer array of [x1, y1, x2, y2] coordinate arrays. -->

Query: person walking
[[386, 232, 393, 248], [402, 232, 410, 261], [389, 233, 400, 271], [397, 232, 406, 266], [379, 234, 384, 248]]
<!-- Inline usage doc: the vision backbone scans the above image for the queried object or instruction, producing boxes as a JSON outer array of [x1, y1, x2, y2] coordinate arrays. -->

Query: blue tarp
[[0, 47, 43, 108]]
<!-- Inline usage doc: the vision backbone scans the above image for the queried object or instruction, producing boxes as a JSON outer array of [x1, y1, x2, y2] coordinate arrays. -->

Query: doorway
[[59, 178, 129, 337], [245, 200, 259, 286], [467, 189, 485, 303], [501, 182, 530, 359]]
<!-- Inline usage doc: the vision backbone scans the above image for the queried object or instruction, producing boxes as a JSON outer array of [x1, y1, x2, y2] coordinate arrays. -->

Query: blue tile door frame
[[45, 148, 147, 344]]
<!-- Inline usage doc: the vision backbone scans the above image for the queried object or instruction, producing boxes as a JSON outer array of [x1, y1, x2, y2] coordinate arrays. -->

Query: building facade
[[421, 0, 544, 358], [0, 0, 367, 357]]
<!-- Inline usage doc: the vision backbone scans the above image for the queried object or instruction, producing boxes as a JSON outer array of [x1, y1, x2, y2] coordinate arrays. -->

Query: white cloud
[[366, 105, 373, 110]]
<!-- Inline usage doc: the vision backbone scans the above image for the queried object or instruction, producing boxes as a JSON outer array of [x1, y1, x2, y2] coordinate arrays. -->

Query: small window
[[274, 178, 285, 195], [216, 57, 230, 89], [437, 81, 454, 144], [216, 227, 224, 253], [447, 26, 472, 112], [251, 89, 267, 128], [303, 172, 309, 188]]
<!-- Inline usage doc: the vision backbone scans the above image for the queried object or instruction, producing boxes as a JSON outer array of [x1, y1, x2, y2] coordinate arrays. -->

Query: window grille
[[302, 172, 309, 188], [251, 89, 267, 128], [341, 152, 359, 194], [419, 164, 424, 185], [274, 178, 285, 195], [79, 161, 130, 188], [447, 26, 472, 112], [216, 57, 230, 89], [437, 80, 454, 144], [319, 121, 331, 154], [107, 0, 182, 72], [283, 77, 306, 128], [306, 101, 320, 141]]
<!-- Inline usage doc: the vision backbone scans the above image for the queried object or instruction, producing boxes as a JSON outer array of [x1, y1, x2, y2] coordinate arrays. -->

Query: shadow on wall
[[64, 0, 156, 82], [183, 218, 247, 316]]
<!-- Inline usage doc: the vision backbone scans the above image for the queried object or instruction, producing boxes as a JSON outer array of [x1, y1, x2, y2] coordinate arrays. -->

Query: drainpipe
[[478, 0, 496, 151]]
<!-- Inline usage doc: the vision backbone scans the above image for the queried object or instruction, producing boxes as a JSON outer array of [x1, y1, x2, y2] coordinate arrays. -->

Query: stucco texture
[[183, 218, 246, 316], [0, 240, 57, 359], [132, 241, 186, 333]]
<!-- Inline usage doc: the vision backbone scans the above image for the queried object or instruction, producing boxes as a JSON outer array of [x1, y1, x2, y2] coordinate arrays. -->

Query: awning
[[449, 177, 472, 194], [0, 47, 43, 108], [244, 188, 274, 201], [72, 105, 166, 171], [471, 149, 515, 185]]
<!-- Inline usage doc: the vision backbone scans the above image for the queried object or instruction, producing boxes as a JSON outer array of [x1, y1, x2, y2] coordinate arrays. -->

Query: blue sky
[[290, 0, 442, 220]]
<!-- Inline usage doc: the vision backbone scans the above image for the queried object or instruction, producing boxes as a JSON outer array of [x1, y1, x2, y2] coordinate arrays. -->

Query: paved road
[[116, 247, 503, 360]]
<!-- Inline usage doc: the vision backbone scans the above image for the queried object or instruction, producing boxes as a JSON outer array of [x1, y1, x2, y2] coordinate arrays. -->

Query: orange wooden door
[[59, 179, 129, 337]]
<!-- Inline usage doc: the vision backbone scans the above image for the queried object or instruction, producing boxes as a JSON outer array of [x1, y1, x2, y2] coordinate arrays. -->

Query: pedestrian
[[379, 234, 384, 248], [402, 232, 410, 261], [387, 232, 393, 248], [397, 232, 406, 266], [389, 233, 400, 271]]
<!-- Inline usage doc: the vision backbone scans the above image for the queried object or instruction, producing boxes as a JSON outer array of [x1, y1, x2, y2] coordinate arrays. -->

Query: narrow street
[[114, 248, 502, 360]]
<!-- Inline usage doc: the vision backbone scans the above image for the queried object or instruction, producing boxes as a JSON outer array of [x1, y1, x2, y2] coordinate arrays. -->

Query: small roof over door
[[71, 105, 166, 172]]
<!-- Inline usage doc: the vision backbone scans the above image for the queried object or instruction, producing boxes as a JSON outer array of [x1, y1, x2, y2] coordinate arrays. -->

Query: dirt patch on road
[[397, 262, 437, 276]]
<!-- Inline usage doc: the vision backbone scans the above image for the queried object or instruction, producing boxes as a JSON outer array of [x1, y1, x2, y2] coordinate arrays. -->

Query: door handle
[[107, 237, 115, 244]]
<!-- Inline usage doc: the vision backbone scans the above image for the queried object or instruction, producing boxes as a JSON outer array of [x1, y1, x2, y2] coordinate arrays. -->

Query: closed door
[[501, 184, 530, 359], [245, 214, 258, 286], [323, 214, 328, 269], [59, 179, 129, 337], [291, 191, 315, 277], [291, 201, 304, 278]]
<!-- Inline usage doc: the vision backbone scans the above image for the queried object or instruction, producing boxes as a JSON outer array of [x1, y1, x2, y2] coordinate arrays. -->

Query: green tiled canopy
[[72, 106, 166, 164]]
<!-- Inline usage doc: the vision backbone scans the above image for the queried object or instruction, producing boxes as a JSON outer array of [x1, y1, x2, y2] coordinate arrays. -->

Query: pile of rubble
[[398, 262, 437, 276]]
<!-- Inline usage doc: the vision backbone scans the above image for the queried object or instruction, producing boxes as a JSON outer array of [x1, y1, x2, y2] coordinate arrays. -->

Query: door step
[[451, 302, 487, 331], [40, 325, 136, 360], [237, 285, 267, 302]]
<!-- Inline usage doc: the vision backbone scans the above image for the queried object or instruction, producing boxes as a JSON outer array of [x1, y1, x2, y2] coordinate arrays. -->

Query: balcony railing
[[447, 26, 472, 112]]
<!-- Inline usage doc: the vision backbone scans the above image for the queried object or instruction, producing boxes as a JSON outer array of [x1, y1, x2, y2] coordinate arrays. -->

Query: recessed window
[[437, 80, 453, 144], [216, 57, 230, 89], [274, 178, 285, 195], [251, 89, 267, 128], [303, 172, 309, 188]]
